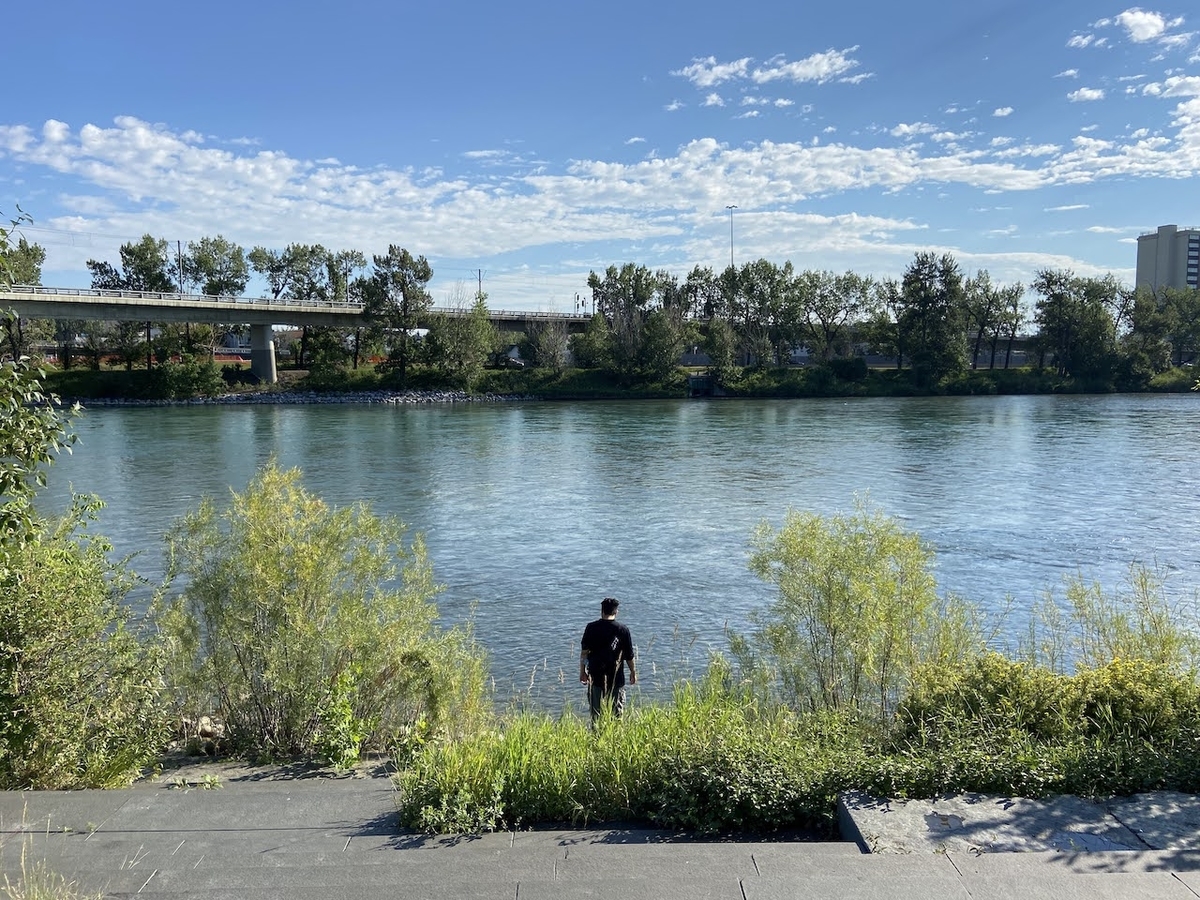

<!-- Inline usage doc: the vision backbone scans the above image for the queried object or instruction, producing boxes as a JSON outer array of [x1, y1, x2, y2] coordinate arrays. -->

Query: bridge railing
[[4, 285, 594, 321], [6, 284, 363, 311]]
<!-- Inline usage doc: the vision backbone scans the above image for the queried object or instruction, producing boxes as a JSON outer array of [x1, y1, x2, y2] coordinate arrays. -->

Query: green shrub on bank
[[397, 665, 876, 835], [397, 654, 1200, 835], [0, 497, 167, 789], [157, 463, 491, 766]]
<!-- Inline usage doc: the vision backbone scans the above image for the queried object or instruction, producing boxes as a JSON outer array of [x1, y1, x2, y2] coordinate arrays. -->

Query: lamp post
[[725, 205, 737, 269]]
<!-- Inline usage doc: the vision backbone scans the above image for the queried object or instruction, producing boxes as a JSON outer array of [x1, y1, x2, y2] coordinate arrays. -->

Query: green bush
[[0, 497, 167, 789], [157, 462, 490, 765], [733, 500, 983, 719]]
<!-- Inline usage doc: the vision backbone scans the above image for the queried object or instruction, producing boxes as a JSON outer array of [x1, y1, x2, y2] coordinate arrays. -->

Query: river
[[38, 393, 1200, 708]]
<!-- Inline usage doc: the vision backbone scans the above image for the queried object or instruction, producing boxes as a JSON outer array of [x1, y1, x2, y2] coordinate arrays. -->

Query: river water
[[38, 394, 1200, 708]]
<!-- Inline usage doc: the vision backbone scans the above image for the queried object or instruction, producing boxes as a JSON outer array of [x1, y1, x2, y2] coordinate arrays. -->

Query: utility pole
[[477, 268, 483, 300], [725, 205, 737, 269]]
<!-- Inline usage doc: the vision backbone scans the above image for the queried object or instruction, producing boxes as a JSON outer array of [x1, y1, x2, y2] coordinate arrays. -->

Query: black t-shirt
[[581, 618, 634, 690]]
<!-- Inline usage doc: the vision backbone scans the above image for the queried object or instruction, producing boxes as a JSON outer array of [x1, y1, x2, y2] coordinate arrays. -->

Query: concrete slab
[[98, 785, 397, 834], [136, 858, 550, 890], [0, 790, 131, 836], [840, 791, 1148, 854], [1107, 792, 1200, 850], [960, 872, 1196, 899], [110, 882, 516, 900], [744, 872, 971, 900], [948, 848, 1200, 876], [517, 876, 746, 900], [556, 851, 758, 881]]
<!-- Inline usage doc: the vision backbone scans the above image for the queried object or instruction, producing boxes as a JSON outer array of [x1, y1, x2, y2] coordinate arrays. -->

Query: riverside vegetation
[[4, 358, 1200, 836], [6, 214, 1200, 840]]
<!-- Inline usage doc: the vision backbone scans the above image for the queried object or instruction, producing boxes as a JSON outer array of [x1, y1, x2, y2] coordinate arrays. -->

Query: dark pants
[[588, 680, 626, 722]]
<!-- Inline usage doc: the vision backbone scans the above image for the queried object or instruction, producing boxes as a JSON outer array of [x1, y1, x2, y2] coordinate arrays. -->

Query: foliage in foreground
[[157, 463, 490, 766], [398, 653, 1200, 835], [0, 498, 167, 789]]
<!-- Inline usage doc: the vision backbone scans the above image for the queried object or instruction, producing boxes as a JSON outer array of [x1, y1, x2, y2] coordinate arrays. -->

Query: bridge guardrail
[[4, 286, 591, 320]]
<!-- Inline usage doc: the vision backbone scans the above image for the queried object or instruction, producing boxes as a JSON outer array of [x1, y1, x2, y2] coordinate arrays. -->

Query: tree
[[86, 234, 174, 293], [158, 463, 489, 762], [364, 246, 432, 386], [524, 318, 569, 372], [703, 316, 739, 386], [897, 252, 967, 387], [183, 235, 250, 296], [1119, 287, 1174, 386], [1, 237, 50, 358], [733, 501, 979, 720], [425, 284, 498, 386], [1163, 287, 1200, 367], [569, 313, 612, 370], [796, 270, 875, 363], [588, 263, 658, 380], [1032, 270, 1119, 381]]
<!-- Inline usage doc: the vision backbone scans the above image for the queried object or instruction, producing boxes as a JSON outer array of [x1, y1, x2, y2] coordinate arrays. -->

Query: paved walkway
[[3, 763, 1200, 899]]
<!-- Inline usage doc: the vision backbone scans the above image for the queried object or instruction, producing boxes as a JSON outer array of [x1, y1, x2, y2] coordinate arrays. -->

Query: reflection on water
[[40, 394, 1200, 709]]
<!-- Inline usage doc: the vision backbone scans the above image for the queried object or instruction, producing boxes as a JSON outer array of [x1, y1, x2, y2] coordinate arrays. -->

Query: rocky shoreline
[[75, 389, 540, 407]]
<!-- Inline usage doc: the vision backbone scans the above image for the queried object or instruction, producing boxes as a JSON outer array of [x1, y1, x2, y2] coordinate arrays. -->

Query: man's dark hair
[[601, 597, 619, 616]]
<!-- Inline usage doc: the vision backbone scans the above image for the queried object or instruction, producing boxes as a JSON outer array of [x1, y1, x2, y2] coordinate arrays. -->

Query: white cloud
[[702, 93, 725, 107], [990, 136, 1013, 146], [665, 100, 684, 111], [1068, 34, 1095, 48], [890, 122, 938, 138], [1114, 8, 1170, 42], [6, 112, 1200, 303], [625, 137, 646, 145], [838, 72, 874, 85], [1045, 204, 1089, 211], [823, 126, 837, 133], [774, 99, 795, 108], [1068, 87, 1106, 101], [1056, 68, 1080, 78], [751, 48, 862, 85], [735, 110, 761, 119], [1087, 225, 1124, 233], [993, 107, 1014, 117], [741, 96, 770, 106], [1080, 124, 1100, 132], [671, 56, 751, 87]]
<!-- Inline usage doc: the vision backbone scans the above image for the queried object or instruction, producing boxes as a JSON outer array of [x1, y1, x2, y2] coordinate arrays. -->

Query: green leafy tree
[[569, 313, 612, 369], [87, 234, 174, 292], [158, 463, 489, 763], [425, 285, 498, 386], [524, 318, 569, 373], [734, 500, 980, 720], [1119, 287, 1174, 386], [1163, 287, 1200, 367], [365, 246, 433, 387], [703, 316, 739, 386], [897, 252, 967, 387], [182, 235, 250, 296], [1, 237, 50, 358], [587, 263, 658, 380], [796, 270, 876, 363], [1032, 270, 1119, 381]]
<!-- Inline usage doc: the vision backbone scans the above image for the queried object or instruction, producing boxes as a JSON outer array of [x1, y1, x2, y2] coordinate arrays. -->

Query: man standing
[[579, 596, 636, 723]]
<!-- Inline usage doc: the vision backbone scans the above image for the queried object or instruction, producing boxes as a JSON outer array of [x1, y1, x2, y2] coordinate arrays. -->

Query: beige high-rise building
[[1136, 225, 1200, 292]]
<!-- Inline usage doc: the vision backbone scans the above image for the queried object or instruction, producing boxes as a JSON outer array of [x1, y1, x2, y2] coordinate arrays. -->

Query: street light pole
[[725, 205, 737, 269]]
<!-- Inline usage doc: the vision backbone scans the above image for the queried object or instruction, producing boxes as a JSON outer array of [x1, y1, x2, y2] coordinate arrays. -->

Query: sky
[[2, 0, 1199, 311]]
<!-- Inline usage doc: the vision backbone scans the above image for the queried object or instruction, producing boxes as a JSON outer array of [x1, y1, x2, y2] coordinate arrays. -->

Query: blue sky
[[3, 0, 1199, 310]]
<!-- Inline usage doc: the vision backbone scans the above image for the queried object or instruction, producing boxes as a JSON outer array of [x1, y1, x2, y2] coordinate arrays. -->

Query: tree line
[[5, 229, 1200, 393]]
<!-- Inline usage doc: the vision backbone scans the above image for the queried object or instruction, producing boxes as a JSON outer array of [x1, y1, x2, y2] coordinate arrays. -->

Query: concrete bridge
[[0, 286, 588, 383]]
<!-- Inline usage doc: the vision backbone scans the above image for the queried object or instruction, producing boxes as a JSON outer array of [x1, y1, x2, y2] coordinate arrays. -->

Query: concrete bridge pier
[[250, 324, 278, 384]]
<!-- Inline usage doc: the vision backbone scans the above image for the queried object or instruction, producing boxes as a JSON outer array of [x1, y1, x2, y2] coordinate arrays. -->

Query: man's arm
[[623, 629, 636, 685], [626, 656, 637, 685], [579, 648, 590, 684]]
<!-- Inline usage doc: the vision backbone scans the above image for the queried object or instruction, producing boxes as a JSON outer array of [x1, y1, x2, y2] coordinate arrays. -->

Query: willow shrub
[[0, 497, 167, 789], [733, 500, 984, 720], [157, 463, 490, 766]]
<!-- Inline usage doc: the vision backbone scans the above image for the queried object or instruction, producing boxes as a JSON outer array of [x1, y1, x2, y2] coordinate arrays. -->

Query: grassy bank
[[397, 655, 1200, 836]]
